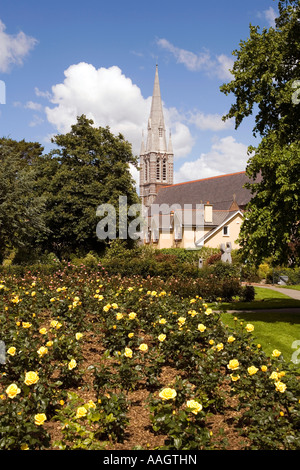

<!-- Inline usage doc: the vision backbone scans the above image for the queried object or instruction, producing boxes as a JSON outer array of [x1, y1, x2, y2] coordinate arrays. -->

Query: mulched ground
[[45, 329, 248, 451]]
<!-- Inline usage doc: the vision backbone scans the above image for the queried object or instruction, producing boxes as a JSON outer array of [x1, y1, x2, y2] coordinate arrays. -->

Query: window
[[156, 158, 160, 180], [223, 225, 229, 236], [159, 127, 163, 138], [162, 158, 167, 181], [145, 160, 148, 182]]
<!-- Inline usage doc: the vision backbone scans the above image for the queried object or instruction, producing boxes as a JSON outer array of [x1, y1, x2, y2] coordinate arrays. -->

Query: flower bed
[[0, 266, 299, 450]]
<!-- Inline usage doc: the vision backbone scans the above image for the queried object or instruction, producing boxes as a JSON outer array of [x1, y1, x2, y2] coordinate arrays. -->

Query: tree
[[0, 138, 48, 262], [38, 115, 139, 257], [220, 0, 300, 266]]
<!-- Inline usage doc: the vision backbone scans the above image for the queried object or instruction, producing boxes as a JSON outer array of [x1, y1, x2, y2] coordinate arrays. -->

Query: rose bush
[[0, 264, 299, 450]]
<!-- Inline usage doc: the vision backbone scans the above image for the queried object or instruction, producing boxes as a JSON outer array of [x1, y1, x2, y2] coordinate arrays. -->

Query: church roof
[[153, 171, 261, 211]]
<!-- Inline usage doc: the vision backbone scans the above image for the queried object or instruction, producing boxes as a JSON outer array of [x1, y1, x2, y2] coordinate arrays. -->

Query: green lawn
[[217, 287, 300, 365], [280, 284, 300, 291], [218, 287, 300, 311]]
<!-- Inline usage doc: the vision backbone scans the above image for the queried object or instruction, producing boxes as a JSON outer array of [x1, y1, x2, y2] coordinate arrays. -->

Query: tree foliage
[[0, 138, 48, 262], [221, 0, 300, 266], [38, 115, 139, 257]]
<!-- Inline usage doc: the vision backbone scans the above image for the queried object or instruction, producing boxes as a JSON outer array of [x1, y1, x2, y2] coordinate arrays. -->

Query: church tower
[[139, 65, 174, 209]]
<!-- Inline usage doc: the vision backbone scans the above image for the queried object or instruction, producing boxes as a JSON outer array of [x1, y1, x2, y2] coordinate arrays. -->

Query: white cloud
[[45, 62, 195, 158], [264, 7, 277, 27], [188, 111, 233, 131], [174, 136, 249, 183], [156, 38, 234, 80], [0, 19, 37, 73], [25, 101, 42, 111]]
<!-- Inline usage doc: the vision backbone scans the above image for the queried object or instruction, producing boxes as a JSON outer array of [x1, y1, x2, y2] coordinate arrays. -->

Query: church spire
[[146, 65, 167, 153]]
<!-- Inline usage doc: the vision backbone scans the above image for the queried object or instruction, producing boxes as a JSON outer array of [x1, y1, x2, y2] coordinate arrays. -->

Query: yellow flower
[[37, 346, 48, 357], [159, 388, 177, 400], [24, 371, 39, 386], [209, 339, 214, 345], [216, 343, 224, 352], [197, 324, 206, 333], [20, 444, 29, 450], [128, 312, 137, 320], [22, 322, 32, 329], [34, 413, 47, 426], [128, 332, 134, 338], [227, 336, 236, 343], [205, 308, 213, 315], [68, 359, 77, 370], [7, 347, 16, 356], [269, 371, 279, 381], [248, 366, 259, 375], [230, 374, 240, 382], [178, 316, 186, 325], [6, 383, 21, 399], [261, 365, 268, 372], [150, 291, 157, 297], [139, 343, 148, 352], [188, 310, 197, 317], [46, 341, 53, 347], [245, 324, 254, 332], [111, 303, 118, 309], [272, 349, 281, 358], [86, 400, 96, 409], [75, 333, 83, 340], [127, 287, 134, 292], [50, 320, 58, 328], [227, 359, 240, 371], [103, 304, 111, 312], [31, 291, 36, 297], [275, 381, 287, 393], [116, 312, 123, 320], [124, 347, 133, 358], [159, 318, 167, 324], [39, 327, 47, 335], [186, 400, 202, 414], [158, 334, 166, 342], [190, 298, 196, 304], [50, 298, 56, 303]]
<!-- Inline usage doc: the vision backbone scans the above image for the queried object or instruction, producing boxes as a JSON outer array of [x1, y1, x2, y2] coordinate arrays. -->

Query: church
[[139, 66, 258, 250]]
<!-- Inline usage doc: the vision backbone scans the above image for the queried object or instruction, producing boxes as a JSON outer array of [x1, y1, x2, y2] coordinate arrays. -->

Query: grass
[[280, 284, 300, 291], [217, 287, 300, 365], [217, 287, 300, 311]]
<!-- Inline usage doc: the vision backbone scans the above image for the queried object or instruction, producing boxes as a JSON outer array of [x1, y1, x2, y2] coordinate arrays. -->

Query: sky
[[0, 0, 279, 189]]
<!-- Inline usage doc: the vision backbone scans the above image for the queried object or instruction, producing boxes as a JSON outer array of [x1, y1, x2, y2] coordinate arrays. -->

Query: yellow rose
[[128, 332, 134, 338], [205, 308, 213, 315], [37, 346, 48, 357], [216, 343, 224, 352], [24, 371, 39, 386], [86, 400, 96, 409], [159, 388, 177, 400], [178, 317, 186, 325], [261, 365, 268, 372], [186, 400, 202, 414], [128, 312, 137, 320], [197, 324, 206, 333], [159, 318, 167, 324], [34, 413, 47, 426], [39, 327, 47, 335], [68, 359, 77, 370], [50, 320, 58, 328], [272, 349, 281, 358], [227, 336, 236, 343], [75, 406, 88, 419], [139, 343, 148, 352], [124, 347, 133, 358], [22, 322, 32, 329], [7, 347, 16, 356], [116, 312, 123, 320], [230, 374, 240, 382], [227, 359, 240, 371], [245, 324, 254, 332], [275, 381, 287, 393], [46, 341, 53, 347], [248, 366, 259, 375], [158, 334, 166, 342], [75, 333, 83, 340], [6, 383, 21, 399]]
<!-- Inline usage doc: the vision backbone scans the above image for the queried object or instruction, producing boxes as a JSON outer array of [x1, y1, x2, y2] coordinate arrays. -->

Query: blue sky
[[0, 0, 278, 186]]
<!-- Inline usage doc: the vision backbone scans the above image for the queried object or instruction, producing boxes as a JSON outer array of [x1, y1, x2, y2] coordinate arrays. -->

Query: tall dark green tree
[[221, 0, 300, 266], [0, 138, 48, 262], [39, 115, 139, 257]]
